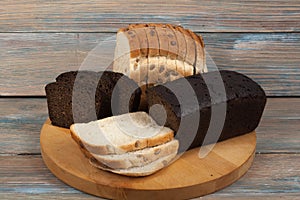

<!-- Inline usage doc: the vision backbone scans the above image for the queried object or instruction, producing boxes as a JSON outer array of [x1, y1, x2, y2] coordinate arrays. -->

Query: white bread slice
[[90, 151, 178, 176], [198, 34, 208, 73], [91, 139, 179, 169], [165, 25, 178, 60], [147, 56, 160, 85], [187, 30, 207, 74], [156, 26, 177, 75], [145, 26, 160, 57], [177, 26, 195, 70], [128, 25, 148, 87], [170, 25, 187, 77], [70, 112, 174, 155], [128, 24, 149, 57], [113, 28, 141, 85], [155, 25, 169, 58], [171, 25, 186, 61], [146, 25, 182, 84]]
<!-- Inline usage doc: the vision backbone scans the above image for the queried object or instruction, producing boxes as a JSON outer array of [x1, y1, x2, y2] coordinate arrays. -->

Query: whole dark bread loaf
[[146, 70, 266, 151], [45, 71, 141, 128]]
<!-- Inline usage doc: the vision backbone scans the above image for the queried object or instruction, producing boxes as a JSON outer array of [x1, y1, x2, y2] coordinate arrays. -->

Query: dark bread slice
[[46, 71, 141, 128], [45, 81, 105, 128], [146, 70, 266, 151], [56, 71, 141, 114]]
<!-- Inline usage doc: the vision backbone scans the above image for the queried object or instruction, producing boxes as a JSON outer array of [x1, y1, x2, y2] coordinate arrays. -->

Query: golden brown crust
[[165, 26, 178, 60], [154, 26, 169, 57], [176, 26, 195, 67], [186, 30, 205, 73], [70, 122, 174, 155], [145, 27, 159, 57], [117, 29, 140, 58], [147, 130, 174, 147], [119, 23, 203, 65], [168, 25, 186, 61], [128, 23, 148, 29]]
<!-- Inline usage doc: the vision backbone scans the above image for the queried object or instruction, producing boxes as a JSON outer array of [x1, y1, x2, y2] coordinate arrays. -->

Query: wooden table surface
[[1, 1, 300, 199]]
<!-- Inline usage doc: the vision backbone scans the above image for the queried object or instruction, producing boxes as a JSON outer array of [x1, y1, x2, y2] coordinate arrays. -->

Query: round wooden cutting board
[[40, 119, 256, 200]]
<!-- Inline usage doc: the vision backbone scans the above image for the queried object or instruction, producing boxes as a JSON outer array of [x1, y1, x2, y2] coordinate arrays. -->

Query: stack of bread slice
[[113, 23, 206, 87], [70, 112, 179, 176]]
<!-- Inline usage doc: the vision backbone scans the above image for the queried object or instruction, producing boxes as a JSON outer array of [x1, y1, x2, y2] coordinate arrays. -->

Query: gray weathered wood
[[1, 33, 300, 96], [1, 98, 299, 154], [0, 99, 48, 154], [1, 0, 300, 32], [0, 154, 299, 198]]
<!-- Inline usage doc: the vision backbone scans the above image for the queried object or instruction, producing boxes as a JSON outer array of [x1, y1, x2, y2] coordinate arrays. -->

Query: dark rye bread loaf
[[45, 71, 141, 128], [146, 70, 266, 151]]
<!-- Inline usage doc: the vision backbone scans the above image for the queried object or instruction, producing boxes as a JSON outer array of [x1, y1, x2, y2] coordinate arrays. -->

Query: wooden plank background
[[1, 33, 300, 96], [1, 0, 300, 33], [1, 0, 300, 199]]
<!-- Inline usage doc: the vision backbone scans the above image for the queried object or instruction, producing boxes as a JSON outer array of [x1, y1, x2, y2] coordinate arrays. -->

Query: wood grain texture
[[1, 98, 299, 155], [1, 154, 299, 197], [0, 99, 48, 154], [40, 118, 256, 199], [1, 195, 299, 200], [1, 33, 300, 96], [1, 0, 300, 32]]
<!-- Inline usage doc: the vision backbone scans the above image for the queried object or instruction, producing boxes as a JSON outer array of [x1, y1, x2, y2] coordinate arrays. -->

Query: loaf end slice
[[46, 71, 141, 128]]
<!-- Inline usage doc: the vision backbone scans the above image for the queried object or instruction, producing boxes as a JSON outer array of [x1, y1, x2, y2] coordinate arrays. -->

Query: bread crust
[[176, 26, 195, 68], [117, 23, 205, 69], [89, 151, 177, 177], [145, 26, 159, 57], [186, 29, 205, 74], [69, 116, 174, 155], [92, 140, 179, 169], [116, 29, 140, 58]]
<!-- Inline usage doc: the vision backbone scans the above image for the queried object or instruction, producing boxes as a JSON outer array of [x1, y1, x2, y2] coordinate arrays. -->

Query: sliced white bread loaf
[[90, 151, 178, 176], [113, 24, 189, 83], [70, 112, 174, 155], [91, 139, 179, 169]]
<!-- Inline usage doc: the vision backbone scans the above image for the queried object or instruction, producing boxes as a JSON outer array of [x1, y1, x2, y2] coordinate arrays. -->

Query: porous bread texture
[[91, 139, 179, 169], [89, 151, 178, 177], [70, 112, 174, 155], [70, 112, 179, 177], [113, 23, 206, 88]]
